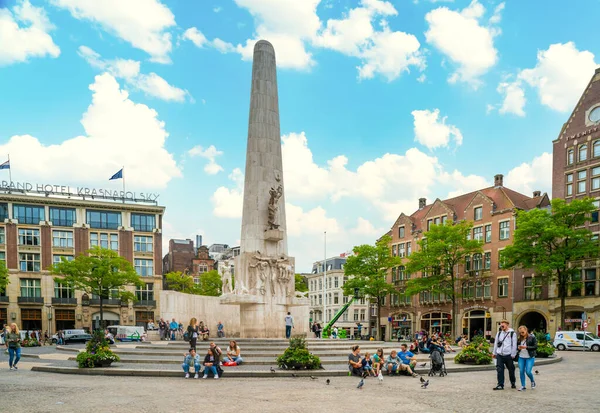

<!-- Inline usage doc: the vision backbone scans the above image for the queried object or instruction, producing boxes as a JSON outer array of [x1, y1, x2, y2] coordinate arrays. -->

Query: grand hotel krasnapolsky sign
[[0, 180, 159, 203]]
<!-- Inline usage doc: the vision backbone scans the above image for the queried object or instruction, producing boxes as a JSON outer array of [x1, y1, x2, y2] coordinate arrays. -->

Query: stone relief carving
[[250, 252, 291, 297], [267, 185, 283, 230], [220, 262, 233, 295]]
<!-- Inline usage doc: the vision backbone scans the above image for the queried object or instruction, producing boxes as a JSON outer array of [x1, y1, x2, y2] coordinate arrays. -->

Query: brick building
[[0, 189, 164, 333], [513, 67, 600, 335], [162, 240, 215, 285], [382, 174, 549, 341]]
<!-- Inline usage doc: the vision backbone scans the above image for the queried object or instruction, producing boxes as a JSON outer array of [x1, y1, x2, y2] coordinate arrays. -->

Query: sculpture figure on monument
[[267, 185, 283, 230], [220, 261, 233, 295]]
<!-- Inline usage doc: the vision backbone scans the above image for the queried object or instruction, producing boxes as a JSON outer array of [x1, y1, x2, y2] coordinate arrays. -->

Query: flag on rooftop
[[109, 168, 123, 180], [0, 159, 9, 170]]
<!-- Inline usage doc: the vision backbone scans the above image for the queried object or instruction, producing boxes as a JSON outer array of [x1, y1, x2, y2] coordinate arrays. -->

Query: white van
[[554, 331, 600, 351], [107, 325, 145, 342]]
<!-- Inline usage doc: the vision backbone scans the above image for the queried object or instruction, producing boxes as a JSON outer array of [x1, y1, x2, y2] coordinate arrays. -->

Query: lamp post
[[323, 231, 327, 325]]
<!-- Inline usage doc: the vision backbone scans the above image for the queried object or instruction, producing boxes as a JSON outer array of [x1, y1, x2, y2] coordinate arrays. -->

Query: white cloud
[[350, 217, 385, 237], [78, 46, 190, 102], [519, 42, 598, 113], [188, 145, 224, 175], [211, 168, 244, 218], [411, 109, 463, 149], [505, 152, 552, 196], [52, 0, 176, 63], [497, 80, 526, 116], [0, 73, 181, 188], [315, 0, 424, 81], [438, 170, 489, 198], [0, 0, 60, 66], [213, 7, 222, 13], [286, 204, 340, 236], [182, 27, 208, 48], [417, 74, 427, 83], [489, 2, 505, 25], [425, 0, 500, 86]]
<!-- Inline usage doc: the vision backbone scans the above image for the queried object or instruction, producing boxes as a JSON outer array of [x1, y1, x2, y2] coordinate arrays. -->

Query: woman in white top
[[226, 340, 243, 365], [517, 325, 537, 391]]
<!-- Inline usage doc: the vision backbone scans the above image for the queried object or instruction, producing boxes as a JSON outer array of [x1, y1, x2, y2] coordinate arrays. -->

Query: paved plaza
[[0, 350, 597, 413]]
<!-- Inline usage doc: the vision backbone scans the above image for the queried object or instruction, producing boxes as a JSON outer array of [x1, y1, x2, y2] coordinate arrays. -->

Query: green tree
[[196, 270, 222, 296], [0, 261, 8, 294], [342, 235, 401, 340], [406, 220, 482, 337], [165, 271, 196, 294], [52, 247, 142, 329], [502, 198, 599, 330], [295, 274, 308, 292]]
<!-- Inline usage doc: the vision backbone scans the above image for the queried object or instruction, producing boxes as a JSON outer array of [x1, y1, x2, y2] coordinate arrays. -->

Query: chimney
[[494, 174, 504, 187], [533, 190, 541, 197], [419, 198, 427, 210]]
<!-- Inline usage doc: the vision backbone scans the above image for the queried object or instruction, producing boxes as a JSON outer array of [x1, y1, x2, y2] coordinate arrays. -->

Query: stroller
[[428, 346, 447, 377]]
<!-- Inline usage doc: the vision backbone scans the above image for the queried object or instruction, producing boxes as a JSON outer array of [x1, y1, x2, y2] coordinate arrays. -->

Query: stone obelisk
[[220, 40, 308, 338]]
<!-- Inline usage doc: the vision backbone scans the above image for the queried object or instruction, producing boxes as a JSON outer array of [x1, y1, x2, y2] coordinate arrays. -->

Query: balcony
[[89, 299, 121, 306], [0, 296, 9, 303], [52, 297, 77, 305], [18, 297, 44, 304], [134, 300, 157, 307]]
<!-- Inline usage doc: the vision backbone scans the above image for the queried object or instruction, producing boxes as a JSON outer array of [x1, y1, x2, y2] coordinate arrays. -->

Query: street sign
[[584, 322, 588, 329]]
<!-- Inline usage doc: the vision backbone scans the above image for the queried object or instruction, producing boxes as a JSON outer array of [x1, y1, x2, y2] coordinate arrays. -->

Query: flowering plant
[[76, 330, 120, 368]]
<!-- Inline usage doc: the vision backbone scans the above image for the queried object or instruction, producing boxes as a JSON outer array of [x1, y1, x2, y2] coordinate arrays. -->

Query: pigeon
[[319, 363, 325, 370], [326, 379, 330, 385], [310, 375, 318, 380], [282, 364, 288, 370], [421, 380, 429, 389], [270, 367, 276, 373], [535, 370, 539, 375], [357, 379, 365, 389], [420, 376, 425, 384], [419, 362, 427, 367], [291, 373, 297, 378], [377, 371, 383, 383]]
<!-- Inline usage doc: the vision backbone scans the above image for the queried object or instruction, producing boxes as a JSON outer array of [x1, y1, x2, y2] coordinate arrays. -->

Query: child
[[362, 352, 375, 377]]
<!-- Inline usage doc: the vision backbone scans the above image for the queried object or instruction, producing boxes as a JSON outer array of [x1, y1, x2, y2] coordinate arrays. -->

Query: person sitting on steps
[[203, 348, 220, 379], [182, 348, 201, 379], [225, 340, 243, 365]]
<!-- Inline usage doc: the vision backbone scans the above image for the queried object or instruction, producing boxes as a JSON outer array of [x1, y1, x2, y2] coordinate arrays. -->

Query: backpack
[[183, 332, 190, 342]]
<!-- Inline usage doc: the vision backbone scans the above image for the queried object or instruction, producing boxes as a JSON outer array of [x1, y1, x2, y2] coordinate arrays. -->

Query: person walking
[[6, 323, 21, 370], [187, 317, 199, 351], [517, 325, 537, 391], [492, 319, 517, 390], [284, 312, 294, 339]]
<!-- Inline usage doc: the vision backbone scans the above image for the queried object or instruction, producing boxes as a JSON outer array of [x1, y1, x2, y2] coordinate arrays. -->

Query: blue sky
[[0, 0, 599, 271]]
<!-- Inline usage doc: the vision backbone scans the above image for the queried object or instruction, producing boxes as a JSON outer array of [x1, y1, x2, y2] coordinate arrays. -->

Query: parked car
[[554, 331, 600, 351], [52, 329, 93, 344]]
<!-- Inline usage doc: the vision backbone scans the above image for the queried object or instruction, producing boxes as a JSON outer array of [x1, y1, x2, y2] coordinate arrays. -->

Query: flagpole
[[122, 166, 125, 203], [8, 154, 12, 183]]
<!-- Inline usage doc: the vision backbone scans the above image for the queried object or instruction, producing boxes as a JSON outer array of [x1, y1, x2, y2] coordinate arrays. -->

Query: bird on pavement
[[377, 371, 383, 383], [357, 379, 365, 389], [291, 373, 297, 378], [420, 376, 425, 384], [419, 362, 427, 367], [326, 379, 330, 385], [270, 367, 276, 373], [535, 370, 539, 375], [421, 380, 429, 389], [310, 375, 318, 380]]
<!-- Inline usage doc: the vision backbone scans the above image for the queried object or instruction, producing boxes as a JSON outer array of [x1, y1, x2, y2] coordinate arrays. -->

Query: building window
[[484, 280, 491, 298], [472, 253, 482, 270], [131, 214, 155, 232], [592, 201, 600, 223], [54, 282, 74, 298], [567, 148, 574, 165], [473, 226, 483, 241], [566, 173, 573, 196], [434, 217, 440, 226], [19, 253, 40, 272], [524, 277, 541, 300], [406, 242, 412, 256], [499, 221, 510, 240], [318, 294, 322, 305], [53, 255, 74, 264], [52, 230, 73, 248], [18, 228, 40, 246], [584, 269, 596, 296], [592, 167, 600, 191], [13, 204, 44, 225], [334, 293, 339, 304], [354, 309, 359, 321], [570, 273, 582, 297], [594, 140, 600, 158], [441, 215, 447, 225], [20, 278, 41, 297], [399, 226, 405, 238], [577, 170, 587, 193], [474, 207, 482, 221], [0, 203, 7, 221], [498, 278, 508, 298], [134, 235, 153, 252], [49, 207, 76, 227], [135, 259, 154, 277], [484, 252, 491, 270], [136, 283, 154, 301], [0, 251, 5, 263], [498, 250, 506, 269], [360, 310, 366, 321], [334, 277, 339, 288], [86, 210, 121, 230], [485, 225, 491, 243], [197, 264, 208, 273], [392, 245, 397, 256], [427, 219, 432, 231], [399, 243, 405, 258], [475, 281, 483, 298], [90, 232, 118, 251], [0, 227, 5, 244], [579, 144, 588, 162], [465, 255, 471, 271]]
